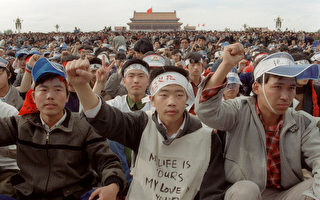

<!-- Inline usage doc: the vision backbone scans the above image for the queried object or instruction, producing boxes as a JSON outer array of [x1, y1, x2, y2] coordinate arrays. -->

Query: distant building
[[128, 10, 183, 31], [184, 25, 196, 31], [114, 26, 127, 32]]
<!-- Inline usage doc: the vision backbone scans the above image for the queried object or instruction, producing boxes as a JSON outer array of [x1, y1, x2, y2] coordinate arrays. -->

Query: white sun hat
[[254, 52, 319, 81]]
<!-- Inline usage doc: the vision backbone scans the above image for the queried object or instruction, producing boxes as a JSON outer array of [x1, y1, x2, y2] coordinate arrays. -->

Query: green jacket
[[0, 109, 125, 199]]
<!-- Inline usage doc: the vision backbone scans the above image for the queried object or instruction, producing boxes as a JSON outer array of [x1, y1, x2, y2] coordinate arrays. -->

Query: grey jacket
[[195, 78, 320, 196], [6, 85, 24, 110]]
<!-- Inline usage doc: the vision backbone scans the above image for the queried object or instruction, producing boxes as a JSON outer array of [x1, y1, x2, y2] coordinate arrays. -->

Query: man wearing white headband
[[67, 61, 229, 199], [195, 44, 320, 200], [94, 58, 153, 196]]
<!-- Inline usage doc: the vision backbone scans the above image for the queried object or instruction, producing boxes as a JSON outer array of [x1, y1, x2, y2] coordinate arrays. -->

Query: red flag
[[146, 8, 152, 14], [202, 24, 205, 27]]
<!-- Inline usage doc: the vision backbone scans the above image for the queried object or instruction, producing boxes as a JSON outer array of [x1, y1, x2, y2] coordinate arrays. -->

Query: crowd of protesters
[[0, 28, 319, 200]]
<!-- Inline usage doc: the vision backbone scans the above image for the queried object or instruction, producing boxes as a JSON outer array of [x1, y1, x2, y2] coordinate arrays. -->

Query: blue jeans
[[108, 139, 132, 184], [80, 189, 95, 200], [0, 194, 15, 200]]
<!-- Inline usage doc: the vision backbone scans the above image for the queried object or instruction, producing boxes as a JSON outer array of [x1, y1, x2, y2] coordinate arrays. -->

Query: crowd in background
[[0, 29, 320, 199]]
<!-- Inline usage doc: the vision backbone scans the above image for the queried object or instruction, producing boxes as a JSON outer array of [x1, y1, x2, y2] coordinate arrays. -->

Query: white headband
[[124, 63, 149, 77], [90, 64, 102, 70], [185, 58, 203, 66], [150, 72, 189, 96]]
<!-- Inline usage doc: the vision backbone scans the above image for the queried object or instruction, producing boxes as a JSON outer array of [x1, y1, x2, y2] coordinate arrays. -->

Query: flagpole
[[151, 0, 153, 31]]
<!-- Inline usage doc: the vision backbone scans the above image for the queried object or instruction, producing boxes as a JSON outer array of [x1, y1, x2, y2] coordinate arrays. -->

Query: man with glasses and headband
[[66, 58, 229, 199], [195, 43, 320, 200]]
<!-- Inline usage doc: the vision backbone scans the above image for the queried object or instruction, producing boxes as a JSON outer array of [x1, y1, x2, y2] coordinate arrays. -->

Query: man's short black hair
[[134, 38, 154, 54], [196, 35, 206, 41], [116, 52, 127, 61], [94, 47, 113, 57], [89, 57, 102, 65], [255, 73, 271, 85], [121, 58, 150, 77], [6, 51, 15, 57], [6, 63, 16, 85], [131, 36, 138, 41], [149, 66, 189, 84], [34, 73, 69, 95], [180, 37, 190, 43], [172, 49, 182, 55], [173, 39, 180, 46], [280, 45, 289, 52], [290, 52, 310, 62], [185, 52, 203, 63]]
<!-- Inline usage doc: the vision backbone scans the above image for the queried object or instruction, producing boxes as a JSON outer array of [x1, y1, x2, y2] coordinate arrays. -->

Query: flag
[[202, 24, 205, 27], [147, 8, 152, 14]]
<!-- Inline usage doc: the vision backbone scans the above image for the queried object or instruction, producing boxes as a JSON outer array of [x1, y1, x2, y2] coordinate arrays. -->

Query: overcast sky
[[1, 0, 319, 33]]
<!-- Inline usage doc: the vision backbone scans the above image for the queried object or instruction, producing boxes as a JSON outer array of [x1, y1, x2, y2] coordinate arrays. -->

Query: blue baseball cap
[[32, 57, 66, 84], [16, 49, 29, 58], [221, 42, 230, 48], [43, 51, 51, 56], [254, 52, 319, 81], [59, 43, 67, 51], [0, 57, 9, 69], [28, 50, 41, 57]]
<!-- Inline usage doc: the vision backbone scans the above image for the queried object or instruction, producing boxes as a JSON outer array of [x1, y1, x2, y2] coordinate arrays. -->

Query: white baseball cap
[[226, 72, 242, 85], [254, 52, 319, 81], [311, 53, 320, 62]]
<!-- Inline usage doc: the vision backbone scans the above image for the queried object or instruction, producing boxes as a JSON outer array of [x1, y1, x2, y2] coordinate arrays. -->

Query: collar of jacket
[[151, 110, 203, 145], [22, 109, 74, 133], [247, 96, 298, 135]]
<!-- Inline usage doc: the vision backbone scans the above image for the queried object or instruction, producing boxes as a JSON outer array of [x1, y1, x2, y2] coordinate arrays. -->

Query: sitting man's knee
[[225, 180, 261, 200]]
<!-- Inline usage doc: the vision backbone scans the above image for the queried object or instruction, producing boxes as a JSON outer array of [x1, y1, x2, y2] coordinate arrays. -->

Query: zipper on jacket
[[44, 131, 51, 192]]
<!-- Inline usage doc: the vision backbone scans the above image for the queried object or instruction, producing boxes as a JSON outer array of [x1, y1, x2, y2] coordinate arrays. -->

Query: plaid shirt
[[199, 73, 227, 103], [189, 77, 203, 115], [255, 103, 284, 189]]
